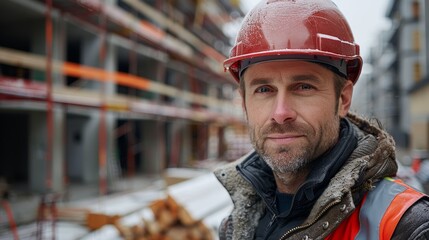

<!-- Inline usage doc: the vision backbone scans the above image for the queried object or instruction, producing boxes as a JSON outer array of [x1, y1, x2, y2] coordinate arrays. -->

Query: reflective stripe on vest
[[326, 178, 424, 240]]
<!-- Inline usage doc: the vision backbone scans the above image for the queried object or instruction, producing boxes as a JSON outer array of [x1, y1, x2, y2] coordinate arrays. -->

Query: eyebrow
[[291, 74, 322, 84], [247, 78, 271, 88], [247, 74, 322, 88]]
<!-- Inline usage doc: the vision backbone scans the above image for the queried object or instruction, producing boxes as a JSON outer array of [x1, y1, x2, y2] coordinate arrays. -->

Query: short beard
[[251, 136, 313, 174], [249, 116, 339, 175], [266, 153, 310, 174], [249, 122, 315, 174]]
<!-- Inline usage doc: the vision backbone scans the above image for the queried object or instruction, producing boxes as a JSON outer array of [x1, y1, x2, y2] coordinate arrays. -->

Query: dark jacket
[[214, 113, 429, 239]]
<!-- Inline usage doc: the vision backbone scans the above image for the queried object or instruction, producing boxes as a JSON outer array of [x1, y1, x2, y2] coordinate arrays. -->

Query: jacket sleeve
[[391, 198, 429, 239]]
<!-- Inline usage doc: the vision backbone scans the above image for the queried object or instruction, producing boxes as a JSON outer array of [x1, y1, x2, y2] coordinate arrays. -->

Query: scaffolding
[[0, 0, 248, 203]]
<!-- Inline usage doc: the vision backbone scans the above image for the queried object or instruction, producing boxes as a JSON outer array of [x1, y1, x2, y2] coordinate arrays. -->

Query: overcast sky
[[239, 0, 392, 72]]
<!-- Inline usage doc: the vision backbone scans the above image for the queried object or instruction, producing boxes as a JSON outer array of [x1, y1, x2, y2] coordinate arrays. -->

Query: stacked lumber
[[114, 195, 213, 240], [114, 173, 232, 240]]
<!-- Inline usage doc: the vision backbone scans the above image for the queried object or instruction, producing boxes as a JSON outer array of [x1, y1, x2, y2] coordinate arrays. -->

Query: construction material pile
[[115, 195, 213, 240], [114, 173, 232, 240], [54, 173, 232, 240]]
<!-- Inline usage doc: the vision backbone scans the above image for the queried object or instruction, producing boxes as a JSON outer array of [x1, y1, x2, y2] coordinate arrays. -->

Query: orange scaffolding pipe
[[62, 62, 151, 91], [1, 200, 19, 240], [45, 0, 53, 192]]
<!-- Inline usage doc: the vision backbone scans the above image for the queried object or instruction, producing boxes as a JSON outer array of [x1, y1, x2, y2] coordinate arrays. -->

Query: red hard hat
[[224, 0, 362, 84]]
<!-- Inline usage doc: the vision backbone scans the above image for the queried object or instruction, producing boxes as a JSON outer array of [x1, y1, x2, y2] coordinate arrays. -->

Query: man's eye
[[298, 84, 314, 90], [255, 86, 272, 93]]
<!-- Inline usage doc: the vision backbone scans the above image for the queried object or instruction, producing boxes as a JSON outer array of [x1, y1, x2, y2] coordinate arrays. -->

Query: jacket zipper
[[278, 199, 341, 240]]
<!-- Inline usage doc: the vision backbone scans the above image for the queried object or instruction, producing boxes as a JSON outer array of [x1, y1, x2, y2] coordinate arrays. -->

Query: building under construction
[[0, 0, 249, 206]]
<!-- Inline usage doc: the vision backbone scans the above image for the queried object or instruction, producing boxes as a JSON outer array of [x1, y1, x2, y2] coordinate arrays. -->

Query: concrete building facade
[[385, 0, 420, 148], [385, 0, 429, 154], [360, 0, 429, 156], [408, 0, 429, 156]]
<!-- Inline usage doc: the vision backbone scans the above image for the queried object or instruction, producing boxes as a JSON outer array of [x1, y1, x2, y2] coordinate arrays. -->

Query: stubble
[[249, 116, 340, 175]]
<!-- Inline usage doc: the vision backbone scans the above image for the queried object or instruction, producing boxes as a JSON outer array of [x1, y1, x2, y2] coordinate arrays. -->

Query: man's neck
[[274, 169, 310, 194]]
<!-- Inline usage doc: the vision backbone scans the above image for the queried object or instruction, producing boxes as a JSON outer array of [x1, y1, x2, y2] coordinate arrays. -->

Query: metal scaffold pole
[[38, 2, 58, 239], [98, 1, 108, 195], [45, 0, 53, 192]]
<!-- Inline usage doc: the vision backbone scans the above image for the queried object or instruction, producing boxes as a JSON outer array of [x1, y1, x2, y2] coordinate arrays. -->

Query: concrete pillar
[[208, 125, 220, 159], [30, 13, 64, 85], [105, 37, 119, 181], [29, 21, 45, 82], [51, 107, 65, 191], [54, 14, 67, 86], [66, 110, 120, 187], [82, 112, 100, 183], [65, 112, 99, 184], [26, 7, 65, 185], [73, 29, 118, 184], [28, 109, 65, 193], [81, 36, 101, 90], [141, 120, 165, 174], [181, 121, 192, 166], [165, 120, 194, 167], [66, 115, 86, 182], [206, 84, 222, 160], [28, 16, 67, 193], [28, 112, 47, 193]]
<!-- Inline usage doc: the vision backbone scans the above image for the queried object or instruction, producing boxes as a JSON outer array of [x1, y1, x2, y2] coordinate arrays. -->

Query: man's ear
[[338, 80, 353, 117]]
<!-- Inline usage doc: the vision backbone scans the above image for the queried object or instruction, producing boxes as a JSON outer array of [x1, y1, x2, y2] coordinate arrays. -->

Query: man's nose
[[271, 95, 297, 124]]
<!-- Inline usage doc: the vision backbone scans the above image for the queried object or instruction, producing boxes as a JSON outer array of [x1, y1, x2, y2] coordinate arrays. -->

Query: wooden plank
[[86, 213, 121, 230]]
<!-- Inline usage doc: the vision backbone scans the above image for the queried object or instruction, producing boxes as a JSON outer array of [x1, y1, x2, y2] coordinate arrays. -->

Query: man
[[214, 0, 429, 239]]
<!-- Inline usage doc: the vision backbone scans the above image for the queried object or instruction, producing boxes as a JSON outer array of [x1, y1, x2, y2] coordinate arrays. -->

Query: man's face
[[242, 61, 353, 174]]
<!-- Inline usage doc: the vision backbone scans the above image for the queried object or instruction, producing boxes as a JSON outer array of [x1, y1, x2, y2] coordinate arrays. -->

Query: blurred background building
[[354, 0, 429, 159]]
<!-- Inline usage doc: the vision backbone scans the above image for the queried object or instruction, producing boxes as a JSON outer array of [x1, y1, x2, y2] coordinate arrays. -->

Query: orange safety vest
[[326, 178, 425, 240]]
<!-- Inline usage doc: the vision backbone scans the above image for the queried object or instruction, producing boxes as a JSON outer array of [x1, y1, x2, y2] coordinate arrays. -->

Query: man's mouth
[[266, 133, 304, 144]]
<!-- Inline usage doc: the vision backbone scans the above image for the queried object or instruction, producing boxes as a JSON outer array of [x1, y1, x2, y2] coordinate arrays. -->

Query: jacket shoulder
[[392, 197, 429, 239]]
